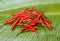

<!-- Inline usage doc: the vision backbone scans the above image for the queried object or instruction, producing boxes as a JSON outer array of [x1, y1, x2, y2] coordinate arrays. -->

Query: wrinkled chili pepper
[[4, 8, 54, 32]]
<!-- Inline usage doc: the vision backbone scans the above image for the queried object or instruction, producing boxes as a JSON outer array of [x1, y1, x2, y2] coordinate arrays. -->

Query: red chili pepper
[[43, 17, 52, 24], [4, 18, 15, 24], [21, 25, 37, 32], [12, 11, 21, 16], [17, 23, 23, 26], [21, 28, 26, 32], [39, 18, 45, 26], [44, 22, 53, 30], [25, 24, 37, 32], [12, 14, 25, 18], [12, 18, 20, 31]]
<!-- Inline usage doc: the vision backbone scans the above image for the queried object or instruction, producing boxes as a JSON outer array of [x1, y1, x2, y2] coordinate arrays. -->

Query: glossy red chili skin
[[4, 18, 15, 24], [4, 8, 54, 32], [12, 18, 20, 31]]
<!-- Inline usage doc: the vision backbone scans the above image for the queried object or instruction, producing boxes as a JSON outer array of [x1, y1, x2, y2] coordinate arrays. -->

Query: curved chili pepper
[[44, 22, 53, 30], [43, 17, 52, 24], [25, 24, 37, 32], [21, 28, 26, 32], [4, 18, 15, 24], [12, 18, 20, 31]]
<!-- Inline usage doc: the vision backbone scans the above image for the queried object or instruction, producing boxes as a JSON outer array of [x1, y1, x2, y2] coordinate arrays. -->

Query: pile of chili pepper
[[4, 8, 53, 32]]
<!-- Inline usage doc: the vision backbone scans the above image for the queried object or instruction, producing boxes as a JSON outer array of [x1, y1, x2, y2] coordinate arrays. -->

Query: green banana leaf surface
[[0, 0, 60, 41]]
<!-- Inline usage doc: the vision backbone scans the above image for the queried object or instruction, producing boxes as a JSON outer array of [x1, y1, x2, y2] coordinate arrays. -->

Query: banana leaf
[[0, 0, 60, 41]]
